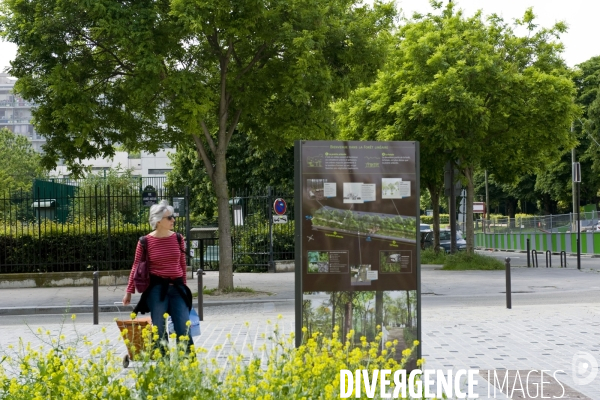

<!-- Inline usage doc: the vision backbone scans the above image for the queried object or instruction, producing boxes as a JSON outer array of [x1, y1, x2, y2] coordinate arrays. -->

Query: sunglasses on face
[[164, 215, 176, 221]]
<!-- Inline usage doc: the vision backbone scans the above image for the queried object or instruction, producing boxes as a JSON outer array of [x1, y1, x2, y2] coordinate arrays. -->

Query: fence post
[[199, 238, 205, 273], [197, 264, 203, 322], [36, 186, 41, 271], [106, 185, 112, 271], [505, 258, 511, 309], [268, 186, 275, 273], [185, 186, 191, 275], [526, 239, 531, 267], [93, 271, 99, 325]]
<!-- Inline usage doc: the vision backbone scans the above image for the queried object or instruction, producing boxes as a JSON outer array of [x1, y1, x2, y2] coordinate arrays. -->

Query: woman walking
[[123, 200, 193, 353]]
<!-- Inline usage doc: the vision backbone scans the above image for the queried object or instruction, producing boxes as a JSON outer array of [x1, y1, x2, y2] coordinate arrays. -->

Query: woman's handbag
[[133, 236, 150, 293]]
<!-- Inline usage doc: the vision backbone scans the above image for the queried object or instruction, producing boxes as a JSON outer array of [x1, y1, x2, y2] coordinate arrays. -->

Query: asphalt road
[[2, 258, 598, 325]]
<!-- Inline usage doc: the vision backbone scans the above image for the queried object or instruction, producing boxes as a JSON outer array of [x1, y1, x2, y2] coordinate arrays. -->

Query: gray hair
[[148, 200, 174, 229]]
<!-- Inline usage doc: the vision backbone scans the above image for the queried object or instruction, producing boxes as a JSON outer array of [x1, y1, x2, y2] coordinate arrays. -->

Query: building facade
[[0, 73, 45, 152]]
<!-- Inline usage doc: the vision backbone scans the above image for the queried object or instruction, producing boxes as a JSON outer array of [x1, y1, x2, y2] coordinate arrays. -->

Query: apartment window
[[148, 169, 172, 175]]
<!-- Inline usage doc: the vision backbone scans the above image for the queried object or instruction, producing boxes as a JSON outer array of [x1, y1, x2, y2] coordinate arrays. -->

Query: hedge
[[0, 229, 147, 272], [420, 214, 449, 225]]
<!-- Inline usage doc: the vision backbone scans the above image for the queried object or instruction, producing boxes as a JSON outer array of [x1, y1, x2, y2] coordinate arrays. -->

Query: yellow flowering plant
[[0, 317, 427, 399]]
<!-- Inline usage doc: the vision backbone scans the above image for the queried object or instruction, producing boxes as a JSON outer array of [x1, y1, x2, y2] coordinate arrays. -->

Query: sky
[[0, 0, 598, 72]]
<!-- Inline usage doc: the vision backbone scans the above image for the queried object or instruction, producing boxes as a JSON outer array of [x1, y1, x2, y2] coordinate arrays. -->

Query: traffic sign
[[273, 198, 287, 215], [273, 215, 288, 224]]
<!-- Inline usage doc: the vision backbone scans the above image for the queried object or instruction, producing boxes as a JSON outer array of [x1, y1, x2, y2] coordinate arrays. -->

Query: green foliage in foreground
[[0, 319, 423, 399], [442, 252, 505, 271]]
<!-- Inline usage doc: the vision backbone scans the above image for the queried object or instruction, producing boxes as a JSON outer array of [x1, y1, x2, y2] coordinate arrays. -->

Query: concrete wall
[[0, 271, 130, 289], [476, 232, 600, 255], [275, 261, 295, 272]]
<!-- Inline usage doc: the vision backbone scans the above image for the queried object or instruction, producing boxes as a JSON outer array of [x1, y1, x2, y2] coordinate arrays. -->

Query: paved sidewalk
[[2, 265, 600, 398], [0, 271, 294, 315]]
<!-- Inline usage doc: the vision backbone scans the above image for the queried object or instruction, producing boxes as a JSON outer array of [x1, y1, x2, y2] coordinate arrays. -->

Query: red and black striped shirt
[[126, 233, 187, 293]]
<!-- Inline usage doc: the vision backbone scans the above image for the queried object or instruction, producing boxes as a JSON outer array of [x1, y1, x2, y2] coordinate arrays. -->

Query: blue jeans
[[146, 284, 193, 352]]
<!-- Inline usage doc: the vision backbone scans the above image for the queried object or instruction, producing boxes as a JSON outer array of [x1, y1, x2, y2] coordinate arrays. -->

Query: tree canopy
[[1, 0, 395, 288], [334, 3, 578, 251]]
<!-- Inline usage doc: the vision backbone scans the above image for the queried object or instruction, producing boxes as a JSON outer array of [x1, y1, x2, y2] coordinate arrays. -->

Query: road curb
[[0, 298, 294, 316]]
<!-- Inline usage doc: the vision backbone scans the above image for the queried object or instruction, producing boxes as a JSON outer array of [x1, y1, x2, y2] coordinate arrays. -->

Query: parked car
[[422, 229, 466, 253], [419, 223, 431, 233]]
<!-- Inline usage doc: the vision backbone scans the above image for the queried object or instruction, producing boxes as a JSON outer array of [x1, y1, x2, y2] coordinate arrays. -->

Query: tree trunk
[[344, 301, 353, 340], [507, 198, 517, 228], [427, 184, 442, 251], [375, 291, 383, 330], [213, 151, 234, 290], [331, 293, 337, 333], [464, 166, 475, 253], [405, 291, 411, 328]]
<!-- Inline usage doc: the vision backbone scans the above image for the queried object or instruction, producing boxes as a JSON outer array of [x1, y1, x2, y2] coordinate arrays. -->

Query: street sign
[[142, 186, 158, 207], [572, 162, 581, 183], [473, 202, 485, 213], [273, 215, 288, 224], [172, 197, 185, 217], [273, 198, 287, 215]]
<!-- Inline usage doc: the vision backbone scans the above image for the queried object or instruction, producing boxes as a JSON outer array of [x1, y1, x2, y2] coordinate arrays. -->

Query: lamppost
[[572, 161, 581, 270]]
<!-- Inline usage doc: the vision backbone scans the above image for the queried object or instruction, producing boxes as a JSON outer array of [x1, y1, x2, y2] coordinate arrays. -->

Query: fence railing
[[0, 181, 188, 273], [1, 181, 295, 273], [470, 211, 599, 235]]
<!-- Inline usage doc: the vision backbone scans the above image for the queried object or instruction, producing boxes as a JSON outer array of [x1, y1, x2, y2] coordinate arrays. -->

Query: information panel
[[295, 140, 421, 360]]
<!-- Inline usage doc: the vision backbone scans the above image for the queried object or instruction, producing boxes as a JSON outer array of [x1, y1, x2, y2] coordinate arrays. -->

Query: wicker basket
[[115, 317, 152, 359]]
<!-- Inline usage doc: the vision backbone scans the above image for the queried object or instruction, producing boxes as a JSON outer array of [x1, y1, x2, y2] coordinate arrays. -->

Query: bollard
[[526, 239, 531, 268], [545, 250, 552, 268], [197, 268, 204, 322], [560, 251, 567, 268], [93, 271, 99, 325], [505, 257, 511, 309], [577, 238, 581, 270], [531, 250, 539, 268]]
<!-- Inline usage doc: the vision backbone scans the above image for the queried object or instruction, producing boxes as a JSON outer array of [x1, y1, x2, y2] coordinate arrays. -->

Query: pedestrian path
[[2, 301, 598, 399]]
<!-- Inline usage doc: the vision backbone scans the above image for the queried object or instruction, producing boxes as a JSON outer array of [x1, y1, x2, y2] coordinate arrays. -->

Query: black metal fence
[[0, 179, 189, 273], [1, 181, 294, 273], [230, 187, 295, 271]]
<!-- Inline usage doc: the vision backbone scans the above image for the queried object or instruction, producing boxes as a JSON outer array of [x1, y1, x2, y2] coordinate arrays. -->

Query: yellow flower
[[413, 340, 420, 347]]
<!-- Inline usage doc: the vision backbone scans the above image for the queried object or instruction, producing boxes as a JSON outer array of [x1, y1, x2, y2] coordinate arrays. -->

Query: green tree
[[535, 56, 600, 211], [0, 128, 44, 195], [1, 0, 395, 289], [166, 132, 294, 225], [335, 3, 578, 252]]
